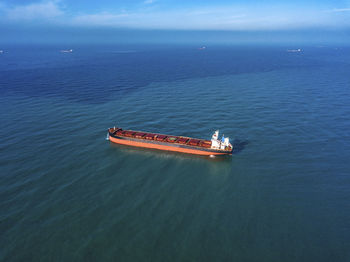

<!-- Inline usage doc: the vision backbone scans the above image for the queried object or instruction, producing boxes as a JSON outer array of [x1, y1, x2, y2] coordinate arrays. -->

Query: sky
[[0, 0, 350, 44]]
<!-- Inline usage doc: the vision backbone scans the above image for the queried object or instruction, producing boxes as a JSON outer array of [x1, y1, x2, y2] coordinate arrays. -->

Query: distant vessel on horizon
[[287, 48, 302, 53], [198, 46, 206, 50], [60, 49, 73, 53]]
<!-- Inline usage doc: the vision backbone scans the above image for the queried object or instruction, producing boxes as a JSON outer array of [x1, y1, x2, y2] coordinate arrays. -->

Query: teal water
[[1, 45, 350, 261]]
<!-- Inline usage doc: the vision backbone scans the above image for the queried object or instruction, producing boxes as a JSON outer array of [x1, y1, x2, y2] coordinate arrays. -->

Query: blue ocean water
[[0, 44, 350, 261]]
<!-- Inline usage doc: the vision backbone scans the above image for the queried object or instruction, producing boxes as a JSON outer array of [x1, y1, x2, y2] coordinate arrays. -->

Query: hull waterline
[[109, 135, 229, 156]]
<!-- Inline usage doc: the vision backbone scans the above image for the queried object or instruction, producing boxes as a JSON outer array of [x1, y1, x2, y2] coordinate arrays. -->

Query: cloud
[[0, 2, 349, 30], [70, 9, 250, 30], [67, 7, 345, 30], [144, 0, 156, 4], [4, 1, 64, 21], [329, 8, 350, 12], [72, 12, 130, 27]]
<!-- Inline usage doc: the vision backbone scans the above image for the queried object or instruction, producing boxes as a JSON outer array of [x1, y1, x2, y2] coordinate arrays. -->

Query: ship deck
[[108, 127, 233, 154]]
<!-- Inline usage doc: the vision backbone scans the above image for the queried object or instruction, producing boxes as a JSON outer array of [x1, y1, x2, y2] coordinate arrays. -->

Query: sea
[[0, 44, 349, 261]]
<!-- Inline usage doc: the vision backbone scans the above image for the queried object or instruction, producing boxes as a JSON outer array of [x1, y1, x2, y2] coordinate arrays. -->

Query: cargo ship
[[107, 127, 233, 156]]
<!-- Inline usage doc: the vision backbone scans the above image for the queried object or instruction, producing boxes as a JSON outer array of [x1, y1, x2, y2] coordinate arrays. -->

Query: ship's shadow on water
[[108, 143, 232, 162], [232, 139, 249, 154]]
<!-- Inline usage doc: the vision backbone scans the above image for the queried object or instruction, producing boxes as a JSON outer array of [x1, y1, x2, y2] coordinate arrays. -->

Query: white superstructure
[[211, 130, 232, 150]]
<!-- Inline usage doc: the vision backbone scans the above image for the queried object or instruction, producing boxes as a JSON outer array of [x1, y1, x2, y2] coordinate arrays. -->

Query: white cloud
[[72, 12, 130, 27], [0, 2, 349, 30], [144, 0, 156, 4], [4, 1, 63, 21], [329, 8, 350, 12], [67, 7, 340, 30]]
